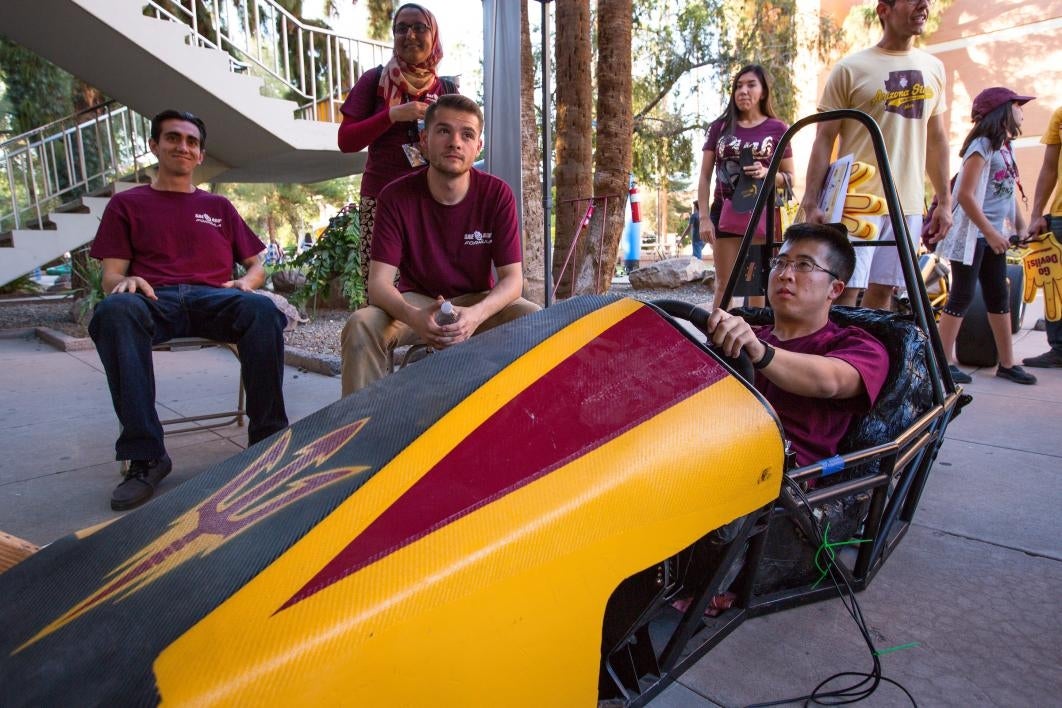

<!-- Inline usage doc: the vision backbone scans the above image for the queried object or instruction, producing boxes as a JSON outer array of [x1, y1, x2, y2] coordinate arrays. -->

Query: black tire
[[956, 265, 1024, 367], [1007, 262, 1025, 334], [956, 280, 998, 367]]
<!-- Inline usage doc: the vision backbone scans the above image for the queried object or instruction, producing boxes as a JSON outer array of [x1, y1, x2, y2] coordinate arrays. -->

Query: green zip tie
[[873, 642, 920, 656], [811, 521, 869, 589]]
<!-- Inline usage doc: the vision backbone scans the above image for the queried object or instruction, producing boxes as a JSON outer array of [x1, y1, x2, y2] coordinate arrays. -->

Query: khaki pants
[[340, 291, 540, 396]]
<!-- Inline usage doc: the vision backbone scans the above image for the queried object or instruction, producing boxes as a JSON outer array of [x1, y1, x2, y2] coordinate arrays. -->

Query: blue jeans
[[1046, 215, 1062, 353], [88, 286, 288, 461], [692, 238, 704, 259]]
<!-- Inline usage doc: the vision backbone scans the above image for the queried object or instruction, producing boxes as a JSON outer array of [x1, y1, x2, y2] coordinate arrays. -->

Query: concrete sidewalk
[[0, 298, 1059, 706], [0, 333, 339, 544]]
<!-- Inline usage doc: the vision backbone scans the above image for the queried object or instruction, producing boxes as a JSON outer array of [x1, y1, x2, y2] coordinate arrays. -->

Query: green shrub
[[71, 252, 105, 324], [0, 273, 42, 295], [290, 203, 364, 310]]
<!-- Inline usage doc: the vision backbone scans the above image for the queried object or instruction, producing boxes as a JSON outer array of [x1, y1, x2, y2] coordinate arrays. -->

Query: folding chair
[[152, 337, 246, 433]]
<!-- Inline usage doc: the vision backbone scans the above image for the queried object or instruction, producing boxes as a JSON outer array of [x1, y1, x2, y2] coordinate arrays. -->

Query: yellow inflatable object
[[841, 162, 887, 240], [1022, 232, 1062, 321], [841, 215, 878, 240], [848, 160, 875, 189]]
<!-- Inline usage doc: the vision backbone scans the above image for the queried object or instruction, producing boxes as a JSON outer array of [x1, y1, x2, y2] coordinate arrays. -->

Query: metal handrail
[[0, 101, 154, 232], [142, 0, 390, 122]]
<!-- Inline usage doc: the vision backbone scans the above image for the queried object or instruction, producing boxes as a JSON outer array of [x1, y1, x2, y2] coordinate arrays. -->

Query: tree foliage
[[628, 0, 843, 235], [365, 0, 394, 42], [213, 178, 356, 246], [0, 38, 76, 136]]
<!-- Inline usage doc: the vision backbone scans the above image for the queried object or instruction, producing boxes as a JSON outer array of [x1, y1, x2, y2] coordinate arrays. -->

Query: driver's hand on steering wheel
[[707, 308, 767, 363]]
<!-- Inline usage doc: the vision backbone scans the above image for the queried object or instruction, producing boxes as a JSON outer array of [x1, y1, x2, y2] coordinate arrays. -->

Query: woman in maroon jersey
[[697, 65, 794, 307], [337, 4, 458, 289]]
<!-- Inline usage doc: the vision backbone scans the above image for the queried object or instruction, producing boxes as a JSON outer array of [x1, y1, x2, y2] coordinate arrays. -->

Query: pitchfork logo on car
[[14, 421, 370, 652]]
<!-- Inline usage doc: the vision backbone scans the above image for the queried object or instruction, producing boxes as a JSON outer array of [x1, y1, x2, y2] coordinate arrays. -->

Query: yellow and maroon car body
[[0, 296, 785, 706]]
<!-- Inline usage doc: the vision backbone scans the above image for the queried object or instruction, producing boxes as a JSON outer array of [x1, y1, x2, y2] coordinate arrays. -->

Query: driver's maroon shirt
[[753, 321, 888, 466]]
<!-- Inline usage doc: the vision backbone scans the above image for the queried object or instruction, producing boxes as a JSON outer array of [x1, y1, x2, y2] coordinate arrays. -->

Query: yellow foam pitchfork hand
[[841, 162, 887, 240], [1022, 232, 1062, 321]]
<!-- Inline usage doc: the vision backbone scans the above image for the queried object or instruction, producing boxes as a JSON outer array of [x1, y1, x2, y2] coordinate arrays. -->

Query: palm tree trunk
[[552, 0, 593, 296], [520, 0, 545, 305], [585, 0, 633, 294]]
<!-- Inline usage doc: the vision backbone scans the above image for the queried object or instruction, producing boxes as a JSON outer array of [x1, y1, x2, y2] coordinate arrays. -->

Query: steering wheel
[[649, 299, 756, 382]]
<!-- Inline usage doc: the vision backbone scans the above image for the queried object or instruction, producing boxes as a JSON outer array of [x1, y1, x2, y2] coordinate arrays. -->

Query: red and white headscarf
[[379, 4, 444, 109]]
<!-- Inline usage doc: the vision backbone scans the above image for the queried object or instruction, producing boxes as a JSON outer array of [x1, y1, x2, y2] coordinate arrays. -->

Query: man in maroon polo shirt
[[89, 110, 288, 510], [340, 94, 539, 395], [706, 224, 889, 466]]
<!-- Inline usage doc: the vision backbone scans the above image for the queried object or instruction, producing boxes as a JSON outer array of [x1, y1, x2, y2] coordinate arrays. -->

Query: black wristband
[[753, 340, 775, 369]]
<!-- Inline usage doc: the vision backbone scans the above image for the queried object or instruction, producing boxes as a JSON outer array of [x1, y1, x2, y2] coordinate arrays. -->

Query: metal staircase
[[2, 0, 388, 183], [1, 0, 389, 285], [0, 103, 153, 286]]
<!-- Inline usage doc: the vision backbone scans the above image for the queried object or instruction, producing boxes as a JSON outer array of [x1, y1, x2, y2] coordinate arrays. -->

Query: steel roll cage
[[720, 109, 957, 400], [601, 112, 970, 706]]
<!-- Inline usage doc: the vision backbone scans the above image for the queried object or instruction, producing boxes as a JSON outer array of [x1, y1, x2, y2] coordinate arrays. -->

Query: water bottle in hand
[[435, 300, 458, 325]]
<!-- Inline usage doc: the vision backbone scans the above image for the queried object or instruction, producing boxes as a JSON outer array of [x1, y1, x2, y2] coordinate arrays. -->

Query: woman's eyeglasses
[[768, 256, 840, 280], [394, 22, 430, 36]]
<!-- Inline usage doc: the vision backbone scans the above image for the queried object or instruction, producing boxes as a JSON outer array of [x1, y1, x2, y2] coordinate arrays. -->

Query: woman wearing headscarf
[[338, 3, 458, 287]]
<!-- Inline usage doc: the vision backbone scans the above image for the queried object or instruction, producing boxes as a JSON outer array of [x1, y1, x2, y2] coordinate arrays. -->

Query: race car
[[0, 112, 966, 706]]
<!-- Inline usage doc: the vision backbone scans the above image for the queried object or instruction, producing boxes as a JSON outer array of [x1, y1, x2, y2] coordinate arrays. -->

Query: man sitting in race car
[[706, 223, 889, 466]]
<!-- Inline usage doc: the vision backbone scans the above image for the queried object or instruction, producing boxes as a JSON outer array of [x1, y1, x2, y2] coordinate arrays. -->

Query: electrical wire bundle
[[746, 477, 918, 707]]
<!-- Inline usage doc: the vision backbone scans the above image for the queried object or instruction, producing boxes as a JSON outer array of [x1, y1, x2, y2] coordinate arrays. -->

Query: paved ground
[[0, 335, 339, 543], [0, 297, 1059, 706]]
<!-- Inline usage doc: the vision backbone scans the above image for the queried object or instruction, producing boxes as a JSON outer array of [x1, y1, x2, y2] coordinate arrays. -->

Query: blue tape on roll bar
[[820, 455, 845, 477]]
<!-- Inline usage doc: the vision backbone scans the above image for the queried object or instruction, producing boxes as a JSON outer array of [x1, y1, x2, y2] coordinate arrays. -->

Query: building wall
[[804, 0, 1062, 217]]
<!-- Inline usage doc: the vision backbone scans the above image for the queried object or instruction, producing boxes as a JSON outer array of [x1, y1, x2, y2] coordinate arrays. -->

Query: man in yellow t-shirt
[[802, 0, 952, 310], [1024, 105, 1062, 367]]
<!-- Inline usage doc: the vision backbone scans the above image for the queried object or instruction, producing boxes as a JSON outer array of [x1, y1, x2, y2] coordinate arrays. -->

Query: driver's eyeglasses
[[769, 256, 839, 279], [394, 22, 430, 36]]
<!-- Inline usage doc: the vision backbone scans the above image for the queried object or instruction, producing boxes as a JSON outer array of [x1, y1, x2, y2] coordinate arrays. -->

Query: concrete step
[[1, 203, 108, 286]]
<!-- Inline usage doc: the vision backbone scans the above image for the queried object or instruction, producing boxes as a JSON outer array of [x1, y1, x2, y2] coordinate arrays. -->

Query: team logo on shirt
[[195, 212, 223, 228], [464, 230, 493, 246], [873, 71, 933, 119], [716, 134, 775, 160]]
